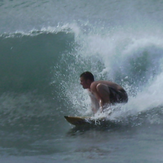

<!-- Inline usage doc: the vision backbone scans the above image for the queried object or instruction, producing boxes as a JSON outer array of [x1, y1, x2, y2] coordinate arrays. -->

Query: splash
[[61, 24, 163, 125]]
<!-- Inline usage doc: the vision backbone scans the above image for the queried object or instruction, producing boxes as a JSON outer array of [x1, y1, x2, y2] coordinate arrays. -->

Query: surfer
[[80, 71, 128, 113]]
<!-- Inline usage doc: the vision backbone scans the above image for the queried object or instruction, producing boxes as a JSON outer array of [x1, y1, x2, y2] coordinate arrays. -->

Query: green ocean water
[[1, 0, 163, 162]]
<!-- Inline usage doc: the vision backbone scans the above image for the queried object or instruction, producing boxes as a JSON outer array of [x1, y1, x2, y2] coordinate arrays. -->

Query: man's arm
[[89, 94, 99, 114]]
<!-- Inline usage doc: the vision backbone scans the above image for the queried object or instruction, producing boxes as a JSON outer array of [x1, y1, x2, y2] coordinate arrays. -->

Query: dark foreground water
[[1, 122, 163, 163], [1, 0, 163, 162]]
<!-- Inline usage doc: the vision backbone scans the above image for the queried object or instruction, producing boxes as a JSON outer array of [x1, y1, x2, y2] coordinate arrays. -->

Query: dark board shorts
[[109, 87, 128, 104]]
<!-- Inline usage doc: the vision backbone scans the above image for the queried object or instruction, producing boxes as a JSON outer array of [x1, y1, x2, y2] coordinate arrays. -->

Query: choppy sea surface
[[1, 0, 163, 162]]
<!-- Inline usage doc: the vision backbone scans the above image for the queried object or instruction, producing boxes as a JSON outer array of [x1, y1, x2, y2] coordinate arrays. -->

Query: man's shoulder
[[90, 81, 98, 89]]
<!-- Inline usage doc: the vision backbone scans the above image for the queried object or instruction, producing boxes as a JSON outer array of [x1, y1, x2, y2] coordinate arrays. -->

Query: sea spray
[[60, 24, 163, 126]]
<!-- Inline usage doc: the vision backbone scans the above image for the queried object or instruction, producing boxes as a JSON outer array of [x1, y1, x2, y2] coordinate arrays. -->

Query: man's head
[[80, 71, 94, 89]]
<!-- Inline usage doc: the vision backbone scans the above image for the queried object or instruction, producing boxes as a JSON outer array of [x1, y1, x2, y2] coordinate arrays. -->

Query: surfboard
[[64, 116, 111, 126]]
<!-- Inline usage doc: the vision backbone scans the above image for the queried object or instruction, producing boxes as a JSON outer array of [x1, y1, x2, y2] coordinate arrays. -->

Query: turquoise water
[[1, 0, 163, 162]]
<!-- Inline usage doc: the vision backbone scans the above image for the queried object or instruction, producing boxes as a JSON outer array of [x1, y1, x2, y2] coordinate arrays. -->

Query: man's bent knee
[[96, 83, 111, 102], [96, 83, 109, 92]]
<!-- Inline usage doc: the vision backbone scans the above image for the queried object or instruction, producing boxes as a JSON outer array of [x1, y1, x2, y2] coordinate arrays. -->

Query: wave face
[[0, 0, 163, 127]]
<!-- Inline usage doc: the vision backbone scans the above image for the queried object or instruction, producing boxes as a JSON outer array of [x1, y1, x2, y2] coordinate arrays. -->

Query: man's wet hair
[[80, 71, 94, 81]]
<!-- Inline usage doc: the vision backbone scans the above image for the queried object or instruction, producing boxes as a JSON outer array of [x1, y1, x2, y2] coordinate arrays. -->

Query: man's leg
[[96, 83, 111, 104]]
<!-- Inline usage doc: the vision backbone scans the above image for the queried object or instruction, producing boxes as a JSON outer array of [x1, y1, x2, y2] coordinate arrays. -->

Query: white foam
[[67, 24, 163, 118]]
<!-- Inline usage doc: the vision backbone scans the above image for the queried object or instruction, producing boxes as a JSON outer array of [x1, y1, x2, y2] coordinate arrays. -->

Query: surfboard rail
[[64, 116, 108, 126]]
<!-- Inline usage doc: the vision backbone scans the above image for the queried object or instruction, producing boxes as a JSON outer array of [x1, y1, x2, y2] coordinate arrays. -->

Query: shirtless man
[[80, 71, 128, 113]]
